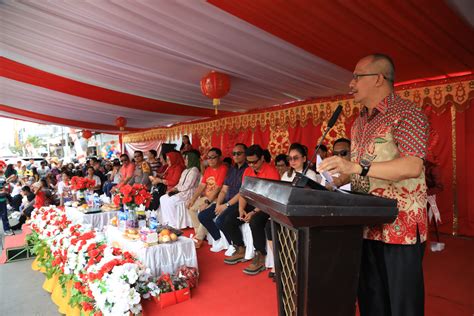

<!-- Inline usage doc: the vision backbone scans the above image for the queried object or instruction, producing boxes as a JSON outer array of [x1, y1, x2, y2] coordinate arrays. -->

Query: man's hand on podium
[[317, 156, 360, 176]]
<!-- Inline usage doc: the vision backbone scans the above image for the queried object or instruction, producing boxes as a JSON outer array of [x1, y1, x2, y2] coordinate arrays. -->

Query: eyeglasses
[[246, 159, 261, 165], [333, 150, 349, 157], [207, 155, 218, 160], [133, 155, 142, 159], [232, 151, 244, 156], [288, 155, 302, 162], [352, 73, 392, 82], [120, 159, 127, 163]]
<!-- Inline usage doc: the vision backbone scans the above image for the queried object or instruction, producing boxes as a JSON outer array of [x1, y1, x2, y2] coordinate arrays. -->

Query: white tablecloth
[[65, 207, 118, 231], [105, 225, 198, 277]]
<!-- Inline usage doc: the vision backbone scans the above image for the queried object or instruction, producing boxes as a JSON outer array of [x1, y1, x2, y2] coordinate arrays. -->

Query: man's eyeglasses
[[333, 150, 349, 157], [232, 151, 244, 156], [352, 73, 392, 82], [207, 155, 218, 160], [120, 159, 127, 163]]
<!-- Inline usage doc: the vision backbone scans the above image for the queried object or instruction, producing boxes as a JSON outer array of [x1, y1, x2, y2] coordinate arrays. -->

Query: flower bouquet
[[113, 184, 152, 209], [28, 207, 161, 316], [71, 176, 96, 203]]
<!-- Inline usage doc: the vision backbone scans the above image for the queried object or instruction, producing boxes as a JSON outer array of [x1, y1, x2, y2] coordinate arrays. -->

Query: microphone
[[292, 105, 343, 188]]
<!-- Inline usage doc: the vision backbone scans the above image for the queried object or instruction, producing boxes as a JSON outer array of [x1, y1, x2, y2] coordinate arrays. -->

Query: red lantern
[[82, 130, 93, 139], [115, 117, 127, 131], [200, 71, 231, 114]]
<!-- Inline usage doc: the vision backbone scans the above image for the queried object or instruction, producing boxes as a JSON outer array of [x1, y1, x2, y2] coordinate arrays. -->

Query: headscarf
[[184, 151, 201, 171], [163, 152, 186, 187]]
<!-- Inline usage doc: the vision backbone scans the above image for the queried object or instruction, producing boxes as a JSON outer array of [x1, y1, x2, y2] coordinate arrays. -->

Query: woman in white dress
[[159, 151, 201, 228]]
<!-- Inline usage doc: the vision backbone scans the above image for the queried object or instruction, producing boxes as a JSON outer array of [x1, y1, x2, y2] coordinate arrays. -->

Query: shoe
[[243, 252, 266, 275], [224, 246, 246, 265], [4, 230, 14, 236]]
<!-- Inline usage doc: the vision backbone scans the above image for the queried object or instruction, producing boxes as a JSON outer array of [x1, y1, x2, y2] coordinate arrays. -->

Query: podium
[[240, 177, 398, 316]]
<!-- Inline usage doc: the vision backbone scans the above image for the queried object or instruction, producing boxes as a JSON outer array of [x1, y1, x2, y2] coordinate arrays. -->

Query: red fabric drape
[[456, 101, 474, 235], [192, 101, 474, 236], [427, 109, 454, 234]]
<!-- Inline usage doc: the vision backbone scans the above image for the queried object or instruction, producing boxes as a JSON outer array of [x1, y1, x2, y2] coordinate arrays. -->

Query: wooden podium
[[240, 177, 398, 316]]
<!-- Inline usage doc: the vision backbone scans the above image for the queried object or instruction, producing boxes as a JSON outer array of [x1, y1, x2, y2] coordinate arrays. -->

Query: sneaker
[[224, 246, 246, 265], [4, 230, 14, 236], [243, 252, 266, 275]]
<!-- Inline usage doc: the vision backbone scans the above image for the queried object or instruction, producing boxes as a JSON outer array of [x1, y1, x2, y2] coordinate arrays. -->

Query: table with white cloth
[[105, 225, 198, 277], [65, 207, 118, 231]]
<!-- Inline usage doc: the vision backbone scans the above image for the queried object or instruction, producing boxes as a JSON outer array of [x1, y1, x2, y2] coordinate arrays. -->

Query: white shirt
[[281, 168, 319, 183]]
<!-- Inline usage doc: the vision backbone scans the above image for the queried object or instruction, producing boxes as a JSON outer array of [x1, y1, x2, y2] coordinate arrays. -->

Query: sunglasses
[[232, 151, 244, 156], [246, 159, 261, 165], [333, 150, 349, 157], [207, 155, 218, 160], [288, 155, 302, 162]]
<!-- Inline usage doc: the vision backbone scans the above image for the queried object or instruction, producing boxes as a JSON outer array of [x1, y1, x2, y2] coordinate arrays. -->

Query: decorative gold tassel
[[213, 98, 220, 114]]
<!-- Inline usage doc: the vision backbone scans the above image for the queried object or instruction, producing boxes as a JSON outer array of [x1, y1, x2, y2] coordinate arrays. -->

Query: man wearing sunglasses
[[223, 144, 279, 275], [318, 54, 429, 316], [186, 147, 228, 248], [198, 143, 248, 252]]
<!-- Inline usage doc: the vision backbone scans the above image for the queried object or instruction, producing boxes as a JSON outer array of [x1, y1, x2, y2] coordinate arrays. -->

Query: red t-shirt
[[242, 162, 280, 182], [120, 162, 135, 182], [202, 164, 228, 198]]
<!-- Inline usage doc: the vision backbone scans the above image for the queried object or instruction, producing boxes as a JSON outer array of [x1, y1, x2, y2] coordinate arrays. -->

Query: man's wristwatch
[[225, 202, 230, 208], [359, 158, 371, 177]]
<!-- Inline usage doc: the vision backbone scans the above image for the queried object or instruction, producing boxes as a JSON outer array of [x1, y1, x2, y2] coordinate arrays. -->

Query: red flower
[[82, 302, 93, 311], [113, 194, 121, 206]]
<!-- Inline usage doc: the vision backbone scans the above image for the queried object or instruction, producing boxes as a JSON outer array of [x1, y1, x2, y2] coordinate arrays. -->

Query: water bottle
[[118, 210, 127, 232]]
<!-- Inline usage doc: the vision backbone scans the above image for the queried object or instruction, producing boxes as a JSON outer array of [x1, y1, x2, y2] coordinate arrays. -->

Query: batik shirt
[[351, 93, 429, 245]]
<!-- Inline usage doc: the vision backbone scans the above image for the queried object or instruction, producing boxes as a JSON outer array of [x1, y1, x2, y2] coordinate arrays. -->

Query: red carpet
[[143, 233, 473, 316]]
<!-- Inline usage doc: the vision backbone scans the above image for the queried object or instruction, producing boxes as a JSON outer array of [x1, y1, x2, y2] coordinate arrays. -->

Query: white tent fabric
[[1, 0, 352, 130]]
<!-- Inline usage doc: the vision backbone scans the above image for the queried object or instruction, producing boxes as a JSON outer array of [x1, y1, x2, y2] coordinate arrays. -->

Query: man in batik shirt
[[318, 54, 429, 316]]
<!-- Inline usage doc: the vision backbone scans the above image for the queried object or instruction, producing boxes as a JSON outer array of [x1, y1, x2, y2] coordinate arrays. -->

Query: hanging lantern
[[82, 130, 93, 139], [115, 116, 127, 131], [200, 71, 231, 114]]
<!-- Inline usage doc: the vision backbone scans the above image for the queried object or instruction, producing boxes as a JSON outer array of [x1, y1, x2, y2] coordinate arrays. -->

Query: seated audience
[[86, 166, 102, 195], [128, 151, 151, 189], [281, 143, 320, 182], [149, 151, 185, 210], [198, 143, 248, 249], [275, 154, 289, 178], [223, 145, 280, 276], [10, 186, 36, 231], [160, 151, 201, 227], [147, 149, 161, 176], [186, 148, 228, 248]]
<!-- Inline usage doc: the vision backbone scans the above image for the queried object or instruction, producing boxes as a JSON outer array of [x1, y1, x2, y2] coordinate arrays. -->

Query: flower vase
[[31, 256, 40, 271], [76, 190, 86, 204], [42, 273, 59, 293]]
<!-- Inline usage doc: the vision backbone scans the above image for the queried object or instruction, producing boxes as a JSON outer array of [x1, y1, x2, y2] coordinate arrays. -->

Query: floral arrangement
[[71, 176, 96, 191], [28, 207, 159, 316], [113, 184, 152, 209]]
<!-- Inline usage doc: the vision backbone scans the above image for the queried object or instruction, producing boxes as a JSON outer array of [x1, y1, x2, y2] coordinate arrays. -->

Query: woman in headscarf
[[149, 151, 185, 210], [160, 151, 201, 228]]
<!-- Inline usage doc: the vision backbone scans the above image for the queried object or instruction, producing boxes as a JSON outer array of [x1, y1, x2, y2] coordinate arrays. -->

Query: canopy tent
[[1, 0, 473, 131], [1, 1, 473, 236]]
